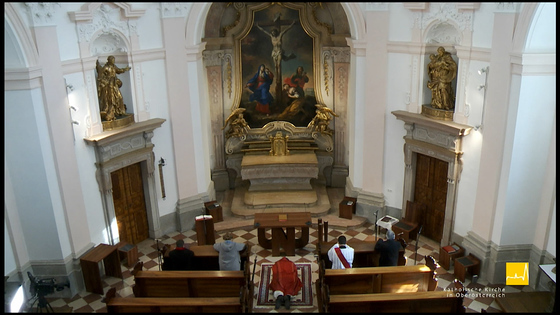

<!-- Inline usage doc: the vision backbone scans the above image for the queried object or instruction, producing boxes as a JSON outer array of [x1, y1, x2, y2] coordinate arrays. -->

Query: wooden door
[[111, 162, 149, 244], [413, 153, 448, 242]]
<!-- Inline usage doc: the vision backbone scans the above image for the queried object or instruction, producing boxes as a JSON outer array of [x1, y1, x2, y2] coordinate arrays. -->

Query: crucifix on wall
[[255, 13, 297, 105]]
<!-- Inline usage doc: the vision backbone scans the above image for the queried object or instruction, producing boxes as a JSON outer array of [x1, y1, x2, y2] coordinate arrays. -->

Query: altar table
[[254, 212, 312, 256]]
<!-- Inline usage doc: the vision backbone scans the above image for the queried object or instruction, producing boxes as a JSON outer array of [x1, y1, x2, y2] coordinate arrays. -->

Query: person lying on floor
[[269, 257, 303, 310]]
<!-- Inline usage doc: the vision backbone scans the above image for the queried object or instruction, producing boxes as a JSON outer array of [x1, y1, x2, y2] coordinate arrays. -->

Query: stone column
[[203, 50, 230, 191]]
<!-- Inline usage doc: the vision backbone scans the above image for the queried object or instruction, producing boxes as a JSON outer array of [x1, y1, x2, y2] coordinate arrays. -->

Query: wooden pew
[[320, 263, 438, 295], [131, 260, 253, 312], [316, 256, 438, 312], [323, 279, 465, 313], [162, 243, 251, 271], [317, 237, 407, 268], [325, 291, 465, 313], [104, 287, 244, 313]]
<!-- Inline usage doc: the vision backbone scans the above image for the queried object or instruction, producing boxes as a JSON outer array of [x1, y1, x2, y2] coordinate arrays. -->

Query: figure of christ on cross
[[255, 13, 297, 110]]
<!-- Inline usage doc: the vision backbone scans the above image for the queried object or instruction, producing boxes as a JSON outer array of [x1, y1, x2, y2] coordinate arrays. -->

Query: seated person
[[164, 239, 195, 270], [213, 232, 247, 271], [327, 235, 354, 269], [374, 230, 402, 267], [269, 257, 302, 310]]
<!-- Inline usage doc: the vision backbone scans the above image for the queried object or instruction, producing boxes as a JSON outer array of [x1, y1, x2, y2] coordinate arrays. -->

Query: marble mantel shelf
[[84, 118, 166, 146], [392, 110, 473, 137]]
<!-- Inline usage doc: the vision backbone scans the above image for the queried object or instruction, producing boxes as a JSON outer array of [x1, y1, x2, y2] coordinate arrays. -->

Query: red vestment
[[269, 257, 303, 296]]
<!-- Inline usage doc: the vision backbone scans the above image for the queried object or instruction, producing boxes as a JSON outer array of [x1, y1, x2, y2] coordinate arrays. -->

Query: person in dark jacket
[[166, 239, 195, 270], [374, 230, 403, 267]]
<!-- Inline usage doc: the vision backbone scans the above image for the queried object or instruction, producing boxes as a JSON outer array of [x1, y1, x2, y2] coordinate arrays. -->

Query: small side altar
[[241, 152, 319, 206]]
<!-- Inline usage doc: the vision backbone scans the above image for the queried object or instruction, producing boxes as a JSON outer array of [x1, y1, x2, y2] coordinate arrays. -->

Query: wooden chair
[[392, 200, 424, 243], [131, 260, 143, 276]]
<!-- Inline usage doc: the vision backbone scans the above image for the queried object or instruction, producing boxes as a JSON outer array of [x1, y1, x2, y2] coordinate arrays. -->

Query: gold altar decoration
[[223, 108, 250, 139], [269, 131, 289, 156], [308, 104, 338, 135]]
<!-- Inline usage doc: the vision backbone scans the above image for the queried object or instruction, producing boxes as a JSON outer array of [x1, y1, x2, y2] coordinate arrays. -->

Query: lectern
[[195, 215, 216, 245], [339, 196, 357, 219], [204, 201, 223, 222]]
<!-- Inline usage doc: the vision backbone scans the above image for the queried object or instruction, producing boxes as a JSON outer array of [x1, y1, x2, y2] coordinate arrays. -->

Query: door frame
[[393, 111, 472, 248], [85, 118, 165, 245], [403, 140, 461, 247]]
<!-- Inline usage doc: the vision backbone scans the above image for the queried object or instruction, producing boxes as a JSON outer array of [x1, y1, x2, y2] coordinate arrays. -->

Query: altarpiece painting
[[239, 5, 317, 128]]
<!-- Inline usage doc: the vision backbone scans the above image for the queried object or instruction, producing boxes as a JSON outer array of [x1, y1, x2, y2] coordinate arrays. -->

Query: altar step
[[214, 184, 367, 232]]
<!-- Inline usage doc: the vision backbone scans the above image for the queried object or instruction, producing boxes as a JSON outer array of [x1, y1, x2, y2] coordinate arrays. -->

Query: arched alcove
[[201, 2, 353, 195]]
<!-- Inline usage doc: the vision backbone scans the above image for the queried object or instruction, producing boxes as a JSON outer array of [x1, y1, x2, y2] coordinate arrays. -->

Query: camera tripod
[[27, 272, 56, 313], [28, 291, 55, 313]]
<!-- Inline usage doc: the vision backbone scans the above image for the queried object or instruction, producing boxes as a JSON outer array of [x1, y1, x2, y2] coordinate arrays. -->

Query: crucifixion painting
[[255, 13, 297, 103], [240, 5, 317, 129]]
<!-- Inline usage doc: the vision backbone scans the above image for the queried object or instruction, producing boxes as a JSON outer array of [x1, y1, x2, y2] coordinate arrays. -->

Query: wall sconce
[[159, 157, 166, 166], [476, 66, 489, 131]]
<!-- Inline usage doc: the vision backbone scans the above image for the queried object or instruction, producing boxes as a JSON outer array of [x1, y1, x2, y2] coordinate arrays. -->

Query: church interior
[[4, 2, 556, 313]]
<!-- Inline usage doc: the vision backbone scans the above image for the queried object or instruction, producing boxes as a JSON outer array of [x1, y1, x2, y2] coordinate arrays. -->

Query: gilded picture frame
[[236, 4, 318, 129]]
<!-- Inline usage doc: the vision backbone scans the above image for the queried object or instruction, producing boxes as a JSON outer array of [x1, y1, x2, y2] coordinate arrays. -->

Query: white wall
[[500, 75, 555, 245], [383, 53, 409, 208]]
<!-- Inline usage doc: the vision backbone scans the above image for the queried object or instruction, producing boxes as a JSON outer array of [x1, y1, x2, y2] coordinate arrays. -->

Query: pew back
[[104, 288, 243, 313], [132, 270, 246, 297], [323, 265, 435, 294], [326, 291, 465, 313]]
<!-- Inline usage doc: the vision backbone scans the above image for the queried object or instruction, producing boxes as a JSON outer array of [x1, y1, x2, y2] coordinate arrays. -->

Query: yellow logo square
[[506, 262, 529, 285]]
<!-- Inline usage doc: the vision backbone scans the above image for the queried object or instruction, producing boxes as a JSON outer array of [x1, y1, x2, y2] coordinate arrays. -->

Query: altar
[[240, 152, 319, 207]]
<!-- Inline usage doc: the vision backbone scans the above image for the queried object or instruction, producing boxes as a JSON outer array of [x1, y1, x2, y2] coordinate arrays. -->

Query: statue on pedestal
[[96, 56, 131, 121], [427, 47, 457, 111]]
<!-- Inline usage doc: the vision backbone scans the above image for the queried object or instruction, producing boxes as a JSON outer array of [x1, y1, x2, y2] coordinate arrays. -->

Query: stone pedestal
[[421, 104, 454, 121]]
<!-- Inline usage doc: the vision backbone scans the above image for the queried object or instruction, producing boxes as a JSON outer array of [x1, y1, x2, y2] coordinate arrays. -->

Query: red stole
[[334, 247, 351, 268]]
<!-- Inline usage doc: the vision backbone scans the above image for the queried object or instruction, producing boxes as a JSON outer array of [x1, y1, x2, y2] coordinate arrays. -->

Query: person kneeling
[[269, 257, 302, 310]]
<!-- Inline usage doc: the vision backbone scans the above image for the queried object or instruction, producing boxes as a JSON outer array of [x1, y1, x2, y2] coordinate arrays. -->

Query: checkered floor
[[32, 189, 537, 313]]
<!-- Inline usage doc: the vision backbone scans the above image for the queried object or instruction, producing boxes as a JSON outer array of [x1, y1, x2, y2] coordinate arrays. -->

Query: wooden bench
[[322, 278, 465, 313], [320, 262, 438, 295], [317, 256, 439, 312], [325, 291, 465, 313], [104, 287, 244, 313], [131, 260, 253, 312], [316, 230, 407, 268], [161, 243, 251, 271]]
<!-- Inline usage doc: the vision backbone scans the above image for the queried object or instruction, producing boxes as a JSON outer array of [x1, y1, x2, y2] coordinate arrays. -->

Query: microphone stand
[[251, 253, 257, 285], [374, 209, 379, 241], [414, 226, 423, 265], [156, 239, 162, 271]]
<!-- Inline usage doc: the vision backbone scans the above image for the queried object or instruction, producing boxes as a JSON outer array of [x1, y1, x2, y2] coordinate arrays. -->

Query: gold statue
[[223, 108, 250, 138], [427, 47, 457, 110], [308, 104, 338, 135], [96, 56, 131, 121]]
